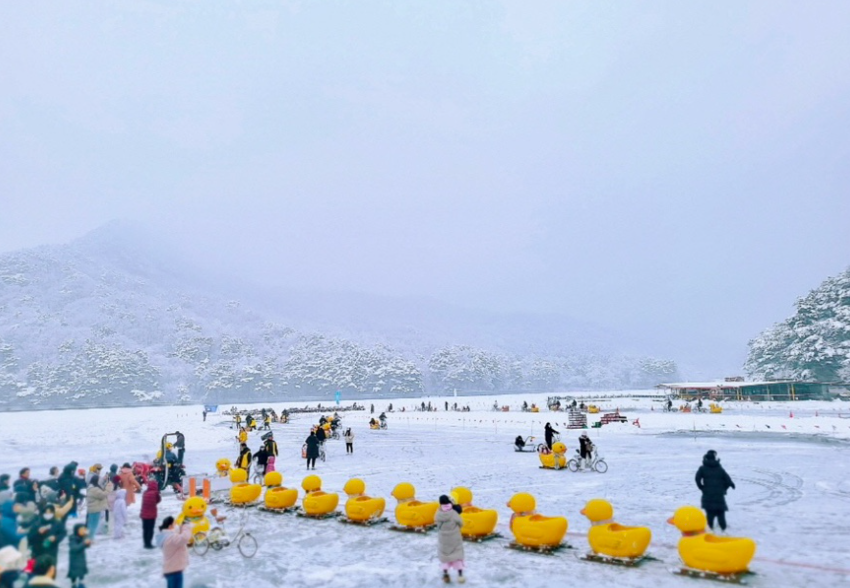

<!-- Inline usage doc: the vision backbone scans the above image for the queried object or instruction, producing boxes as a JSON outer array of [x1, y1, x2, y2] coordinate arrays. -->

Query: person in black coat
[[304, 432, 320, 470], [58, 463, 84, 516], [67, 523, 90, 587], [254, 447, 269, 477], [315, 426, 327, 443], [28, 504, 67, 562], [695, 450, 736, 531], [544, 423, 559, 449]]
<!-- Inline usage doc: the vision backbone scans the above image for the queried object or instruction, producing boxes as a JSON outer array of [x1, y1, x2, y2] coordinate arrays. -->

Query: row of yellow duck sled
[[207, 462, 756, 580]]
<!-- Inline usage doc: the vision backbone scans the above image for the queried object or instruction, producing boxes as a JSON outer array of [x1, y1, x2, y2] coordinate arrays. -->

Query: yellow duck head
[[552, 442, 567, 455], [507, 492, 536, 514], [452, 487, 473, 506], [183, 496, 208, 519], [216, 458, 232, 476], [580, 499, 614, 523], [264, 472, 283, 488], [344, 478, 366, 497], [230, 468, 248, 483], [302, 474, 323, 493], [391, 482, 416, 502], [667, 506, 707, 534]]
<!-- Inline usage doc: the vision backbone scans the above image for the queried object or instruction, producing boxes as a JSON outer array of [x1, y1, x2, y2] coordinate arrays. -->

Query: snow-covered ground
[[2, 391, 850, 587]]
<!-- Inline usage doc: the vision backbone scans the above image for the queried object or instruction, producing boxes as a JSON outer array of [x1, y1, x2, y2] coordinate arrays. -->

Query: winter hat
[[705, 450, 717, 459], [0, 546, 23, 571]]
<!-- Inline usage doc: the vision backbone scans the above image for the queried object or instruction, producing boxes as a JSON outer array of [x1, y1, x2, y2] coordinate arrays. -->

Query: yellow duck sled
[[668, 506, 756, 582], [579, 499, 652, 565]]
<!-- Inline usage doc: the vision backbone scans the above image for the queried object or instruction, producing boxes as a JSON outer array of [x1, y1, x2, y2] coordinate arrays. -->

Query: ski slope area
[[2, 392, 849, 587]]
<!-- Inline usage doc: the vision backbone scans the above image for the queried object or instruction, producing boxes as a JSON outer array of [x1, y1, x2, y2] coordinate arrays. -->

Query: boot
[[442, 572, 451, 584]]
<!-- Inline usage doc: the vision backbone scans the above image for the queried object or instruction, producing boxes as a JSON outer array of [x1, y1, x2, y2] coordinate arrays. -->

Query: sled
[[256, 505, 300, 515], [388, 524, 436, 534], [296, 511, 340, 520], [506, 541, 568, 555], [223, 499, 260, 509], [462, 532, 502, 543], [671, 567, 753, 584], [580, 552, 652, 567], [338, 516, 389, 527]]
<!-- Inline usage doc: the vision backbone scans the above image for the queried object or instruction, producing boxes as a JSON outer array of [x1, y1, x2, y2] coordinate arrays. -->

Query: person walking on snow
[[436, 495, 465, 584], [544, 423, 559, 450], [112, 489, 128, 539], [141, 480, 161, 549], [304, 432, 320, 470], [695, 450, 736, 532], [344, 428, 354, 454]]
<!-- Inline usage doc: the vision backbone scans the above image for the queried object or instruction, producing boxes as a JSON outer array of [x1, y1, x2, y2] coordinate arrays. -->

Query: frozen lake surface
[[2, 392, 849, 587]]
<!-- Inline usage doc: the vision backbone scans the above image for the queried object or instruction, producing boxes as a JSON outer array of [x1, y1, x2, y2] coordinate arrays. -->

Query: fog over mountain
[[0, 223, 684, 408]]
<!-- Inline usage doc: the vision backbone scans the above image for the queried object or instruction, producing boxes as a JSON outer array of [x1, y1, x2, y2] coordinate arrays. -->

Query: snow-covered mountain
[[745, 267, 850, 382], [0, 222, 680, 408]]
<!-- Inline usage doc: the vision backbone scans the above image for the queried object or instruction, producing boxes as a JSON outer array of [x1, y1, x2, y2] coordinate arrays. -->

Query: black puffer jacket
[[695, 452, 735, 512]]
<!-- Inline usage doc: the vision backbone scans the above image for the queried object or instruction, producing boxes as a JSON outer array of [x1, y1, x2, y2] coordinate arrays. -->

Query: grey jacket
[[435, 506, 464, 563], [86, 485, 109, 514]]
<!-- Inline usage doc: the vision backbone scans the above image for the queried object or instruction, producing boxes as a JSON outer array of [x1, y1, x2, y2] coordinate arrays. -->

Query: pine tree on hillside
[[746, 268, 850, 381]]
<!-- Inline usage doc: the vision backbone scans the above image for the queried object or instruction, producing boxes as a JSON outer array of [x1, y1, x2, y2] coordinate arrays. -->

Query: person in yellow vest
[[238, 428, 248, 444], [236, 443, 252, 477]]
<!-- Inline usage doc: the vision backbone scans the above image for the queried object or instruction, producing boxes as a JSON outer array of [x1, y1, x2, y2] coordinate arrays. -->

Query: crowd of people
[[0, 452, 197, 587]]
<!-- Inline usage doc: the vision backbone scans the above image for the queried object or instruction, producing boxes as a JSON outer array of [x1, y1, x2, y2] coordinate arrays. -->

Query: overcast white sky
[[1, 1, 848, 369]]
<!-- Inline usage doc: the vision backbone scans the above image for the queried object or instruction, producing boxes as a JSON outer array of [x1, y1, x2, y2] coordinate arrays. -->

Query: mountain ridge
[[0, 223, 680, 408]]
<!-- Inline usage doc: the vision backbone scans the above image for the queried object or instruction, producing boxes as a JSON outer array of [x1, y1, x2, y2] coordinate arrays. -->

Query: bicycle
[[568, 449, 607, 473], [193, 512, 258, 558]]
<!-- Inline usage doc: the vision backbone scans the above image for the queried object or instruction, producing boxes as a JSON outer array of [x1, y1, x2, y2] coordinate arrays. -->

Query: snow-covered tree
[[746, 268, 850, 381]]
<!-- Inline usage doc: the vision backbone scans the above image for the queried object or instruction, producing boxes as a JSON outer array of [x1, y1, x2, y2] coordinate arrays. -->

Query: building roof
[[658, 381, 801, 389]]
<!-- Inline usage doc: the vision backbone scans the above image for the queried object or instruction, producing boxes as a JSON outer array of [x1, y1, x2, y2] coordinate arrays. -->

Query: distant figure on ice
[[514, 436, 526, 451], [695, 450, 736, 532], [202, 410, 207, 422], [544, 423, 559, 449]]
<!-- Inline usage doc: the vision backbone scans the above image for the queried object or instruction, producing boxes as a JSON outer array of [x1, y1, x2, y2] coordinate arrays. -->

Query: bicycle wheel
[[567, 459, 579, 472], [238, 532, 258, 558], [594, 459, 608, 474], [192, 532, 209, 556]]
